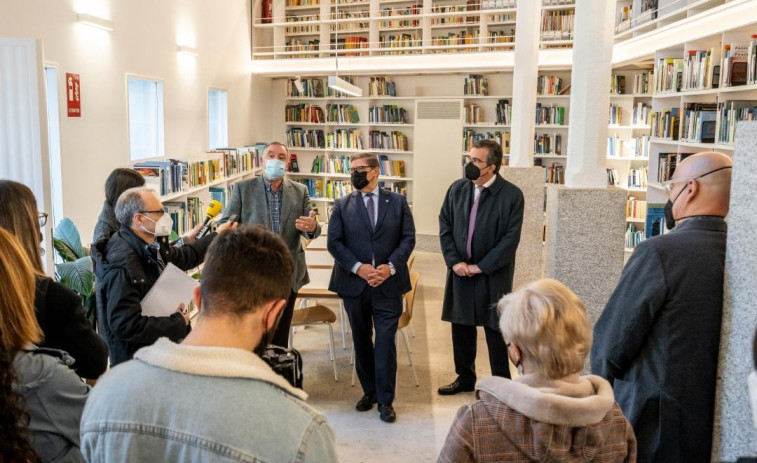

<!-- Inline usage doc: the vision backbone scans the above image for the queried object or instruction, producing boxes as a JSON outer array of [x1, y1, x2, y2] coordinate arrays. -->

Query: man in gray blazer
[[220, 142, 321, 347]]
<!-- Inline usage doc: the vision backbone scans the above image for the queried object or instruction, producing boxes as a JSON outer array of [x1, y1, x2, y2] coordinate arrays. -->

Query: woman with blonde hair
[[0, 228, 89, 462], [439, 278, 636, 462], [0, 180, 108, 379]]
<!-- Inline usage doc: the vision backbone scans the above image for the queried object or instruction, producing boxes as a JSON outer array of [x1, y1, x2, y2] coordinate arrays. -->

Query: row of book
[[164, 197, 204, 237], [463, 130, 511, 153], [545, 162, 565, 184], [625, 224, 645, 250], [489, 30, 515, 46], [285, 39, 319, 58], [634, 71, 654, 95], [657, 152, 693, 183], [333, 37, 369, 56], [465, 103, 483, 124], [680, 103, 716, 143], [681, 48, 720, 91], [651, 108, 680, 140], [299, 179, 353, 200], [431, 31, 480, 48], [287, 128, 326, 148], [285, 104, 324, 123], [286, 0, 318, 7], [609, 104, 622, 125], [379, 35, 421, 55], [626, 198, 647, 220], [309, 153, 408, 177], [326, 129, 365, 150], [615, 0, 659, 33], [535, 104, 567, 125], [633, 102, 652, 126], [378, 154, 407, 177], [535, 133, 562, 155], [496, 99, 512, 125], [369, 130, 409, 151], [379, 4, 421, 28], [464, 74, 489, 95], [370, 77, 397, 97], [610, 75, 626, 95], [607, 168, 620, 186], [717, 101, 757, 144], [627, 166, 648, 188], [287, 78, 325, 98], [327, 104, 360, 123], [607, 135, 650, 158], [537, 75, 565, 95], [369, 105, 409, 124], [541, 10, 574, 41]]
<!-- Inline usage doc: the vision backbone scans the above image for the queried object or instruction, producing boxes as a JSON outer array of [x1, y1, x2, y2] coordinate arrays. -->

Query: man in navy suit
[[328, 153, 415, 423]]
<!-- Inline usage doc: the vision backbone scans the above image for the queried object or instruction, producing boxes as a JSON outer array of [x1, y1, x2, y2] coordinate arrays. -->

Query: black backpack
[[260, 345, 303, 389]]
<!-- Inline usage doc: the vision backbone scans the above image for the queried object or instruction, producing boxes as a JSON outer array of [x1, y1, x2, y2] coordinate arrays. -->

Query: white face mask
[[141, 213, 173, 237]]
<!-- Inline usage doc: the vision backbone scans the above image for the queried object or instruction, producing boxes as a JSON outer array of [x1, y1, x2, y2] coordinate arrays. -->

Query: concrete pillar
[[501, 167, 545, 290], [508, 0, 541, 168], [544, 186, 625, 325], [564, 0, 614, 188], [712, 121, 757, 460]]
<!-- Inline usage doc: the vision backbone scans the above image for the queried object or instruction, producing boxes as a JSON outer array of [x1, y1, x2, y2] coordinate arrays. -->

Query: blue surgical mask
[[264, 159, 286, 180]]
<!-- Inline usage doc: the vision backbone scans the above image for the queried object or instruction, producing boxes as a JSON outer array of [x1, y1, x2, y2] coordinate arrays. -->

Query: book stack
[[627, 166, 648, 188], [721, 42, 750, 87], [633, 102, 652, 126], [326, 129, 364, 150], [286, 128, 326, 148], [537, 75, 564, 95], [464, 75, 489, 95], [535, 104, 566, 125], [609, 104, 622, 125], [681, 48, 721, 91], [285, 104, 324, 123], [496, 100, 512, 125], [369, 105, 408, 124], [651, 108, 680, 140], [610, 75, 625, 94], [285, 15, 319, 35], [716, 101, 757, 144], [287, 78, 325, 97], [630, 135, 650, 158], [377, 155, 406, 177], [634, 71, 654, 95], [369, 130, 409, 151], [625, 224, 645, 250], [655, 58, 684, 93], [326, 104, 360, 123], [541, 10, 574, 41], [311, 154, 351, 174], [681, 103, 717, 143], [463, 130, 510, 153], [535, 133, 562, 155], [465, 103, 483, 124], [133, 156, 224, 197], [545, 162, 565, 184], [657, 152, 694, 182], [369, 77, 397, 97]]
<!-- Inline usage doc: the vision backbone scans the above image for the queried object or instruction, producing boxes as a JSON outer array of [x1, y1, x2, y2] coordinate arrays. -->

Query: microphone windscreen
[[206, 200, 223, 219]]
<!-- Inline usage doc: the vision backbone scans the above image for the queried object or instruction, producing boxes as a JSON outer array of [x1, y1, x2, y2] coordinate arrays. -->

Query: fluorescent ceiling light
[[328, 75, 363, 97], [76, 13, 114, 31], [178, 45, 198, 57]]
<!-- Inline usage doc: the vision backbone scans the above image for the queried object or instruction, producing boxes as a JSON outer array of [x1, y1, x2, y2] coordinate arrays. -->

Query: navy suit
[[328, 188, 415, 405]]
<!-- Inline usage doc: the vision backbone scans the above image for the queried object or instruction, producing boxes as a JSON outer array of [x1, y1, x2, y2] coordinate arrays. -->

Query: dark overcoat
[[439, 175, 524, 329], [591, 216, 727, 463]]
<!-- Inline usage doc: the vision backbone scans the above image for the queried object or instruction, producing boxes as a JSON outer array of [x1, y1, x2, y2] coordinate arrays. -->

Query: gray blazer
[[220, 176, 321, 292]]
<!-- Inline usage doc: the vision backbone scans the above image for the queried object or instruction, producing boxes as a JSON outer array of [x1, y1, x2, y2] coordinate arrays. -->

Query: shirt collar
[[472, 175, 497, 190], [262, 176, 282, 194], [361, 184, 380, 197]]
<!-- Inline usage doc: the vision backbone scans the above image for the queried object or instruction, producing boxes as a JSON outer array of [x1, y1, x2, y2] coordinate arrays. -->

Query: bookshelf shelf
[[285, 4, 322, 11], [536, 94, 571, 99], [533, 154, 565, 159], [160, 168, 263, 202], [290, 147, 414, 154], [462, 94, 512, 100], [614, 0, 724, 41], [626, 217, 646, 223], [624, 247, 636, 253], [287, 172, 413, 181], [463, 123, 511, 128], [535, 124, 569, 129], [610, 93, 653, 99], [608, 124, 651, 130], [612, 185, 647, 193], [379, 26, 422, 32], [607, 156, 650, 162], [542, 3, 576, 12]]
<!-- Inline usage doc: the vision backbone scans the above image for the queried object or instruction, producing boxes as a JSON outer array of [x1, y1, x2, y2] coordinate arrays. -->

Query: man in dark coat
[[592, 151, 733, 463], [438, 139, 524, 395], [328, 153, 415, 423], [93, 187, 235, 366]]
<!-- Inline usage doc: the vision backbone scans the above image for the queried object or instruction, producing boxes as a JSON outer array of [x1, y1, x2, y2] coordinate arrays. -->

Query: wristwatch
[[388, 262, 396, 276]]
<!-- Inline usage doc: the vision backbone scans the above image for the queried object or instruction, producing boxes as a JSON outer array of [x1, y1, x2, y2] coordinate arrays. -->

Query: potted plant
[[52, 218, 96, 326]]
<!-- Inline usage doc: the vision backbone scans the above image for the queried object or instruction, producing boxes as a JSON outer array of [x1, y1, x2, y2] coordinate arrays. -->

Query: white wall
[[0, 0, 272, 244]]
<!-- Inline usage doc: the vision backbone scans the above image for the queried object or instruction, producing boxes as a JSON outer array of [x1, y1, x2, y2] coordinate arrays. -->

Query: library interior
[[1, 0, 757, 461]]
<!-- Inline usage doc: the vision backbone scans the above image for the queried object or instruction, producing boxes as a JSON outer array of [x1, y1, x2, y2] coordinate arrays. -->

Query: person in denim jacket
[[80, 225, 337, 462]]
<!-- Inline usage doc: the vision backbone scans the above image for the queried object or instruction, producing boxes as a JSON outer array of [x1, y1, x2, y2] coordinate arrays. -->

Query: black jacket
[[92, 226, 214, 366], [34, 276, 109, 379], [591, 216, 727, 463], [439, 175, 524, 329]]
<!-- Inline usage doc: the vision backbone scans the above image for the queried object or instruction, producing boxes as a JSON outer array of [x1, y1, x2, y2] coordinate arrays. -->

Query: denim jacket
[[80, 338, 337, 462]]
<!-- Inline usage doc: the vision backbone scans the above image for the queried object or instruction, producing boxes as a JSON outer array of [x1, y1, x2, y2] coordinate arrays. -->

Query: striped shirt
[[263, 177, 283, 235]]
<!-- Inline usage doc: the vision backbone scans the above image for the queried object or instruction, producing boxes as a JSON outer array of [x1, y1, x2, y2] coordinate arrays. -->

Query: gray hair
[[115, 187, 153, 227]]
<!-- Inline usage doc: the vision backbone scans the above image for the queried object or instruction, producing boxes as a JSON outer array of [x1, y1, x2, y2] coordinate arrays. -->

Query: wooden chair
[[289, 305, 339, 381]]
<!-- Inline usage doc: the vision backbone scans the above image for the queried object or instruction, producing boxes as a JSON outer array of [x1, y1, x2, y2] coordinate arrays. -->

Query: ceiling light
[[178, 45, 198, 57], [328, 75, 362, 97], [76, 13, 114, 31]]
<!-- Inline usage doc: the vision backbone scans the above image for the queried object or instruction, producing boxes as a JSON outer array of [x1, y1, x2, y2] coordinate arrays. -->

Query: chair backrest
[[407, 253, 416, 272], [404, 271, 420, 321]]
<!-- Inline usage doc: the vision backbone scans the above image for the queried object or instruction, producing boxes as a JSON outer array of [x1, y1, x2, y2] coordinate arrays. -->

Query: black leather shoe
[[355, 393, 377, 412], [438, 380, 475, 396], [378, 404, 396, 423]]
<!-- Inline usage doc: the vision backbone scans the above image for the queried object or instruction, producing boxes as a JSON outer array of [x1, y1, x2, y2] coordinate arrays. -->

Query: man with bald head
[[592, 152, 732, 463]]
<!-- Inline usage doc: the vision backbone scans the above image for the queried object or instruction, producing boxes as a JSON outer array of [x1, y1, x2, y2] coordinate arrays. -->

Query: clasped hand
[[452, 262, 482, 277], [357, 264, 391, 287], [295, 210, 317, 233]]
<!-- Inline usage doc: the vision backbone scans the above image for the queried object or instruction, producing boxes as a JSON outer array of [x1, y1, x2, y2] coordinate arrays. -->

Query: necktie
[[365, 193, 375, 230], [466, 186, 483, 259]]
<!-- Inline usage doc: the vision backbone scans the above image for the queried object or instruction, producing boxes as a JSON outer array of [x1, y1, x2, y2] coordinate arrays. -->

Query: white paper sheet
[[140, 263, 199, 317]]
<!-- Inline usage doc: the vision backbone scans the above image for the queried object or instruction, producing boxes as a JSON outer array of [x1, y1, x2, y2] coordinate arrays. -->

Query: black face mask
[[664, 200, 676, 230], [351, 170, 370, 190], [253, 306, 284, 357], [464, 162, 481, 181]]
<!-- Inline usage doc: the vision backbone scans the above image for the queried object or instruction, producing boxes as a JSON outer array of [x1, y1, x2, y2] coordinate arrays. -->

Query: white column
[[564, 0, 614, 188], [508, 0, 541, 168]]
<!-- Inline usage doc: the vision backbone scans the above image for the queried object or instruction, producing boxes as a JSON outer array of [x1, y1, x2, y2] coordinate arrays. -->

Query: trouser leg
[[451, 323, 477, 387], [484, 325, 511, 379], [371, 291, 402, 405], [343, 290, 376, 395], [271, 290, 297, 348]]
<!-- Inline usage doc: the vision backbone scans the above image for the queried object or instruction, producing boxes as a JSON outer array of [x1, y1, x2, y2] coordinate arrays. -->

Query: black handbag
[[260, 345, 303, 389]]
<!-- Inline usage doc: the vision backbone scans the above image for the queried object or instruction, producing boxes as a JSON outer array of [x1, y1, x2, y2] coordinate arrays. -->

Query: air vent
[[417, 100, 461, 120]]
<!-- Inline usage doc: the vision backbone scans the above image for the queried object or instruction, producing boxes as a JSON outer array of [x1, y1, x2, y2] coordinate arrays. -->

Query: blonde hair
[[0, 228, 43, 353], [0, 180, 45, 275], [498, 278, 592, 379]]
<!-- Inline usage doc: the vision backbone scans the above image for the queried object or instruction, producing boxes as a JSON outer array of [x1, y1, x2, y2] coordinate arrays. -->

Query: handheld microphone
[[195, 200, 223, 239]]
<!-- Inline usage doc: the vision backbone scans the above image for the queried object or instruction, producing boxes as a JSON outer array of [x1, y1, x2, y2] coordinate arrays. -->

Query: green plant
[[53, 218, 96, 326]]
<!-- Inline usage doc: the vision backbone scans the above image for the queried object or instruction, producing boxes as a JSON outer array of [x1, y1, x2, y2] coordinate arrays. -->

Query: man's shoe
[[437, 380, 475, 396], [378, 404, 396, 423], [355, 393, 377, 412]]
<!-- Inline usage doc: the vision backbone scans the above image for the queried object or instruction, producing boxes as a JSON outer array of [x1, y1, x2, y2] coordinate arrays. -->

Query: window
[[208, 88, 228, 149], [128, 76, 164, 160]]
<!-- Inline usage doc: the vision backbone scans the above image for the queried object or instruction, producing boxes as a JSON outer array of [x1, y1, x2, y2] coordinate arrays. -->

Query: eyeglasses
[[139, 209, 165, 215], [38, 212, 48, 227], [349, 166, 375, 174], [469, 158, 489, 167], [661, 166, 733, 196]]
